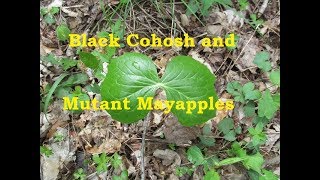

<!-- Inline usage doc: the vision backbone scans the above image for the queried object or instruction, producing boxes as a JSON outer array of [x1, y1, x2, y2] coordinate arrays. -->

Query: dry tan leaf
[[236, 36, 261, 73], [153, 149, 181, 170], [213, 109, 228, 124], [206, 25, 223, 36], [180, 14, 190, 26], [40, 42, 56, 56], [69, 17, 82, 29], [153, 112, 163, 125], [86, 139, 122, 154], [223, 10, 244, 28], [163, 115, 200, 146], [61, 7, 78, 17], [46, 120, 68, 139]]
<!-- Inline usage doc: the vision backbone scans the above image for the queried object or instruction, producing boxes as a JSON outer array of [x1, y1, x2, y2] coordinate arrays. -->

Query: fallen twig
[[140, 112, 152, 180]]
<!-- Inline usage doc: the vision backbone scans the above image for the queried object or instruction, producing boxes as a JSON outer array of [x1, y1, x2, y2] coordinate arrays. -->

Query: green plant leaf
[[54, 133, 64, 142], [101, 53, 218, 126], [218, 118, 234, 134], [238, 0, 249, 10], [85, 83, 100, 94], [60, 58, 77, 70], [258, 90, 279, 119], [272, 93, 280, 107], [269, 70, 280, 86], [79, 52, 100, 70], [160, 56, 217, 126], [40, 146, 53, 157], [226, 33, 239, 51], [112, 170, 128, 180], [59, 73, 88, 87], [41, 53, 60, 65], [111, 153, 122, 169], [235, 126, 242, 134], [248, 169, 260, 180], [244, 101, 256, 117], [73, 168, 86, 180], [93, 153, 110, 173], [44, 14, 55, 25], [243, 82, 261, 100], [204, 169, 220, 180], [224, 130, 236, 141], [217, 157, 244, 166], [92, 154, 101, 164], [201, 0, 216, 16], [253, 116, 269, 126], [259, 169, 279, 180], [44, 73, 68, 116], [187, 146, 205, 166], [243, 153, 264, 174], [186, 0, 200, 16], [200, 135, 216, 146], [227, 81, 245, 103], [203, 122, 212, 135], [230, 142, 246, 157], [40, 8, 48, 16], [91, 50, 111, 63], [55, 86, 71, 98], [56, 25, 71, 41], [175, 166, 194, 177], [50, 7, 60, 15], [253, 52, 271, 72], [101, 53, 160, 123]]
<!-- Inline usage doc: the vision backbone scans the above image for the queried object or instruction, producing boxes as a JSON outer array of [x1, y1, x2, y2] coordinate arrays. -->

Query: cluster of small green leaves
[[238, 0, 249, 11], [40, 145, 53, 157], [73, 168, 86, 180], [218, 118, 242, 141], [54, 132, 64, 142], [226, 50, 279, 146], [176, 146, 247, 179], [40, 69, 91, 114], [176, 143, 278, 179], [91, 152, 128, 179], [79, 45, 116, 80], [226, 33, 240, 51], [185, 0, 233, 17], [188, 50, 279, 179], [229, 142, 279, 179], [235, 0, 264, 31], [40, 6, 60, 25], [41, 53, 77, 71]]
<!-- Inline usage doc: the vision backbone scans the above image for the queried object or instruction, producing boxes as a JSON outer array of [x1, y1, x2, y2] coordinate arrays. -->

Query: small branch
[[140, 112, 152, 180]]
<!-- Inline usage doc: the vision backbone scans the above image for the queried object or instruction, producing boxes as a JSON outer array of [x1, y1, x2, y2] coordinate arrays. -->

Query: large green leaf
[[101, 53, 160, 123], [161, 56, 217, 126], [101, 53, 218, 126]]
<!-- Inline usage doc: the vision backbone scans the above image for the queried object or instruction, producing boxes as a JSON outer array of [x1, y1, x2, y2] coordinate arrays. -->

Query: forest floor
[[40, 0, 280, 179]]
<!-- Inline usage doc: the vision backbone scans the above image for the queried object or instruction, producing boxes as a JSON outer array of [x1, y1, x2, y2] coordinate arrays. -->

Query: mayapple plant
[[100, 53, 218, 126]]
